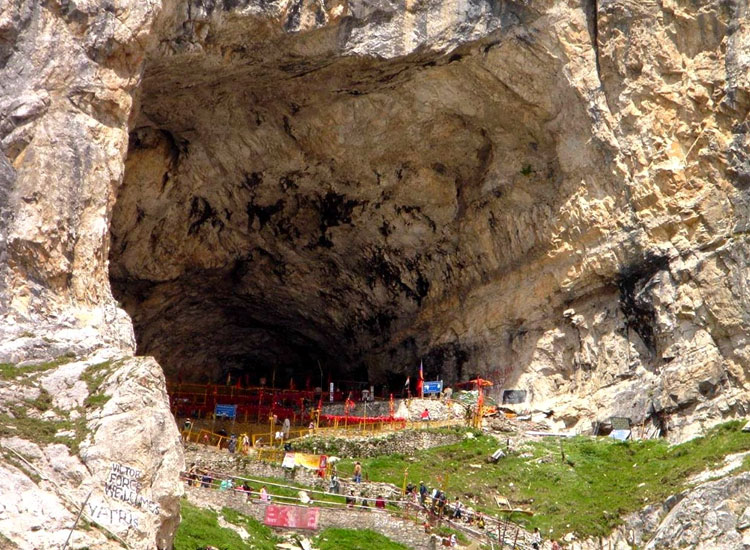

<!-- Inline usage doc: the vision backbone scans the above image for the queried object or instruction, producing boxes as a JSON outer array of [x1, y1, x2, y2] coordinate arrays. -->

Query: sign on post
[[329, 382, 334, 402], [264, 505, 320, 529], [214, 404, 237, 419], [423, 380, 443, 395]]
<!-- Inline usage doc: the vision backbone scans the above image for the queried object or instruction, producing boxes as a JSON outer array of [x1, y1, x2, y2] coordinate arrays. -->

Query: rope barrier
[[181, 468, 405, 507], [183, 475, 506, 548], [180, 466, 530, 548]]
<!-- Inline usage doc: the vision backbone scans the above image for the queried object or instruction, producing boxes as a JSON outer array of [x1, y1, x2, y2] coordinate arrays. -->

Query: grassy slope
[[176, 502, 410, 550], [174, 502, 278, 550], [339, 421, 750, 539], [315, 528, 409, 550]]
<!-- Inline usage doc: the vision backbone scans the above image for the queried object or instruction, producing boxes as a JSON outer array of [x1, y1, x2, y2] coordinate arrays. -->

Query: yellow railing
[[183, 419, 463, 458], [256, 448, 285, 463]]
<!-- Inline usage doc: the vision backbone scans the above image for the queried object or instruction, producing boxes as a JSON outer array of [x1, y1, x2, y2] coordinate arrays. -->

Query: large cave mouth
[[108, 14, 581, 390]]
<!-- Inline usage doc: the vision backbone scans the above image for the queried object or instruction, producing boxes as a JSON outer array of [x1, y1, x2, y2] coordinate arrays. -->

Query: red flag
[[417, 360, 424, 398]]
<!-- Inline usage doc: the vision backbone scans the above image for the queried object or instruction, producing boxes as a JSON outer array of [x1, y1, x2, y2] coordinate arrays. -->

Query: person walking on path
[[531, 527, 542, 549], [419, 481, 428, 507], [436, 490, 447, 518], [353, 461, 362, 483], [451, 497, 462, 519]]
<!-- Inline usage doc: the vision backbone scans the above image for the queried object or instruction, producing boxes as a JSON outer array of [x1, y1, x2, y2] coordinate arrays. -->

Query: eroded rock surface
[[2, 2, 750, 545], [109, 0, 750, 441], [0, 350, 182, 549], [572, 471, 750, 550]]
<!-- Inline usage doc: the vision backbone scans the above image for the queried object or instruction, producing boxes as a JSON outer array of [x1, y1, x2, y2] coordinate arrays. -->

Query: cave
[[107, 2, 608, 393]]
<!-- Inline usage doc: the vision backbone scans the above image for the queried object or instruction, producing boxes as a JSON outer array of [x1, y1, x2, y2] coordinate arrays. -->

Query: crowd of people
[[185, 460, 564, 549], [344, 489, 388, 510], [404, 481, 485, 528], [184, 464, 272, 502], [403, 481, 563, 548]]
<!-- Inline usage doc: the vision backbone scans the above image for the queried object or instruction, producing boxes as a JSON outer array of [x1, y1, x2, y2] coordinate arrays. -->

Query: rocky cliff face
[[573, 468, 750, 550], [1, 1, 750, 544], [113, 0, 750, 441], [0, 349, 183, 549]]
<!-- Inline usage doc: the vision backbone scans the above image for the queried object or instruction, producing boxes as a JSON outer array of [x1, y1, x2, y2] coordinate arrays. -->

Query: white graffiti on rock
[[103, 462, 160, 515]]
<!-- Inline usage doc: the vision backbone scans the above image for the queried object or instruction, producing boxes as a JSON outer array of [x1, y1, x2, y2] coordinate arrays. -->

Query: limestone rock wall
[[571, 471, 750, 550], [1, 0, 749, 502], [0, 350, 183, 549], [110, 0, 750, 441]]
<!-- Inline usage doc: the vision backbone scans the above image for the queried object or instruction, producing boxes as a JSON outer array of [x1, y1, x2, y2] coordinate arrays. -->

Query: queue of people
[[405, 480, 486, 528], [185, 462, 563, 549]]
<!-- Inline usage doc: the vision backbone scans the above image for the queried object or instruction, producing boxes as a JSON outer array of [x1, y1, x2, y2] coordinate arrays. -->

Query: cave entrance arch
[[107, 6, 572, 404]]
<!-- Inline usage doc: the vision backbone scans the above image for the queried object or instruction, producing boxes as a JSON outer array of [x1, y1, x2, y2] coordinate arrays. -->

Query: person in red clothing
[[420, 408, 431, 421], [375, 495, 386, 509]]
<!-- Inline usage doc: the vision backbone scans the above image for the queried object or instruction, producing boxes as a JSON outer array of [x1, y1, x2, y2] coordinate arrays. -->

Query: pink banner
[[264, 505, 320, 530]]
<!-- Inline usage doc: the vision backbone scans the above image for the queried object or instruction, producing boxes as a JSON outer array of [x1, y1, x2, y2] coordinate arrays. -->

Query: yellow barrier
[[184, 419, 463, 459], [256, 448, 285, 463]]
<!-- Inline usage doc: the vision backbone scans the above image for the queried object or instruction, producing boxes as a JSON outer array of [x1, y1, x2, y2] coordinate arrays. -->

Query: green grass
[[339, 421, 750, 539], [28, 388, 53, 411], [81, 361, 114, 409], [0, 354, 76, 381], [174, 501, 278, 550], [0, 357, 115, 457], [0, 406, 87, 453], [221, 507, 278, 550], [315, 528, 409, 550], [0, 392, 89, 455]]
